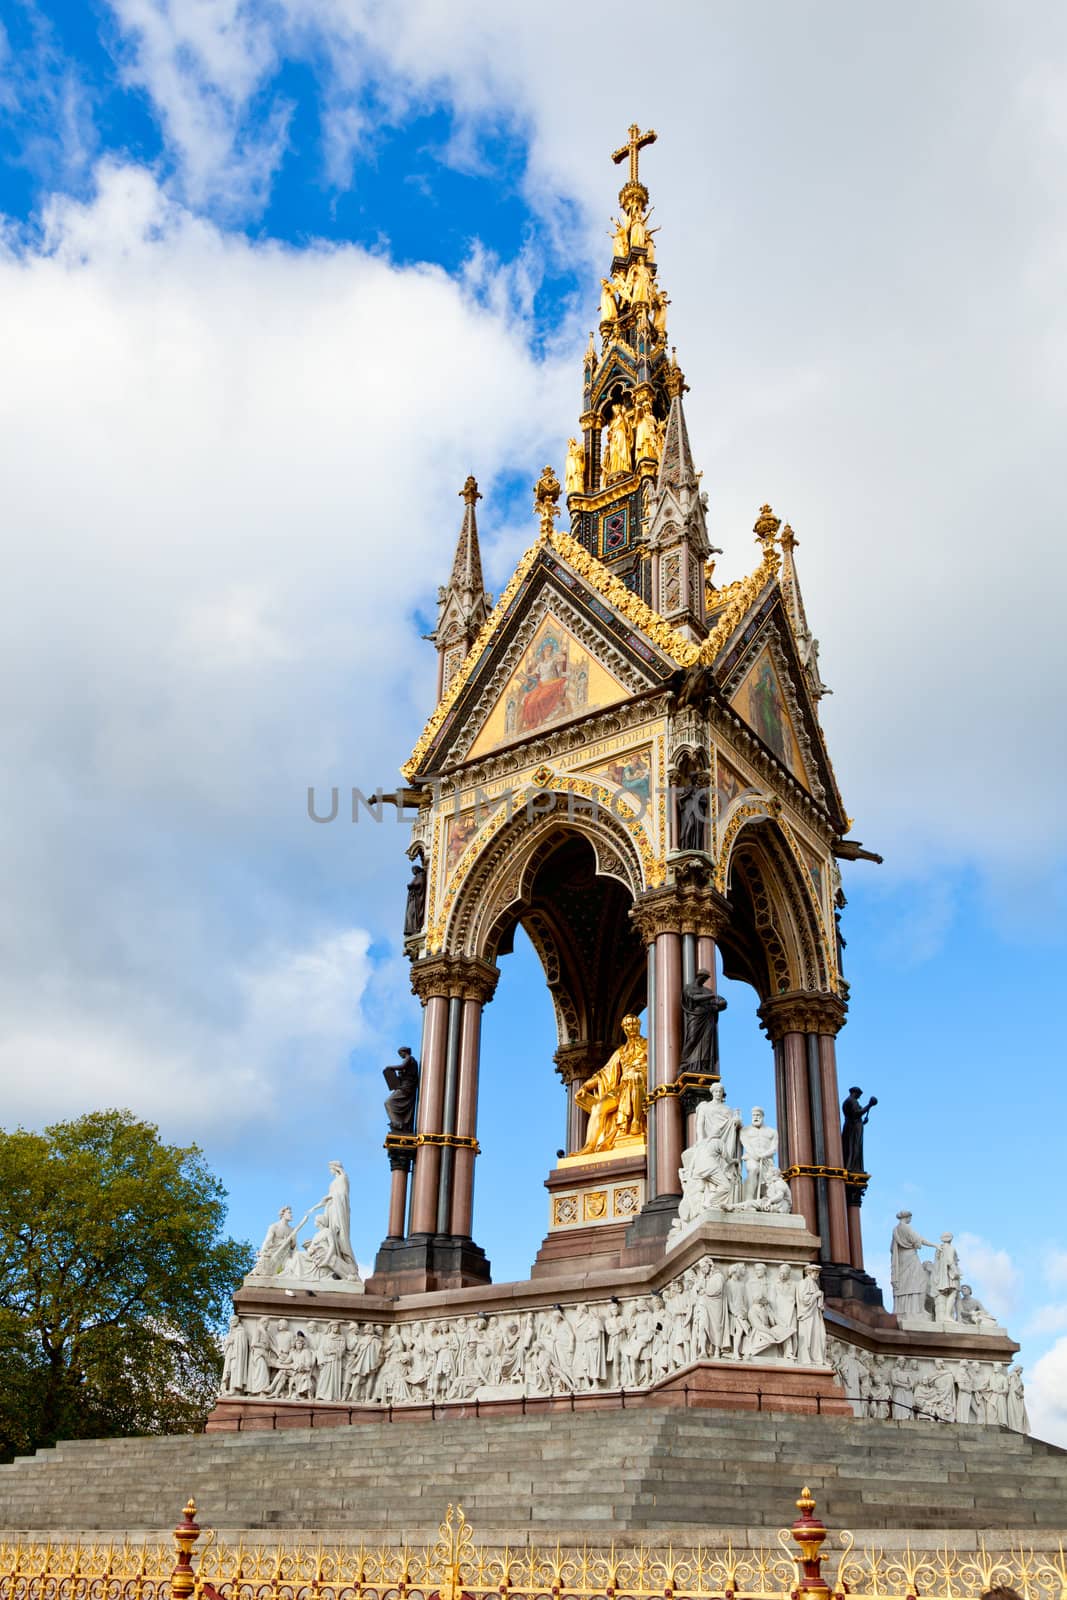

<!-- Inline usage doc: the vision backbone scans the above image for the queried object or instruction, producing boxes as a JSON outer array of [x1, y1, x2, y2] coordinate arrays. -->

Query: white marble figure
[[253, 1205, 309, 1278], [890, 1211, 936, 1317], [690, 1258, 727, 1361], [868, 1356, 893, 1418], [958, 1284, 999, 1328], [266, 1318, 296, 1396], [314, 1321, 347, 1402], [890, 1355, 914, 1419], [221, 1315, 249, 1394], [772, 1263, 798, 1360], [676, 1136, 736, 1223], [740, 1109, 779, 1202], [933, 1232, 961, 1321], [683, 1085, 741, 1191], [796, 1265, 827, 1365], [315, 1161, 361, 1280], [1008, 1365, 1030, 1433]]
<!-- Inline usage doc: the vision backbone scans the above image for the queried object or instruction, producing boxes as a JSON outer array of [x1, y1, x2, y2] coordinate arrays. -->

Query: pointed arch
[[717, 812, 833, 999]]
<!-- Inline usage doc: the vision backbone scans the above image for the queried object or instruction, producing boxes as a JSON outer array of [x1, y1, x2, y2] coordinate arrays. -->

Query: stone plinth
[[533, 1150, 647, 1275]]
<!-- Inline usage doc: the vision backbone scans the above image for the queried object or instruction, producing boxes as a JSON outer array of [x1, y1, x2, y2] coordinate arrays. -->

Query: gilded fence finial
[[171, 1498, 201, 1600], [789, 1485, 830, 1595]]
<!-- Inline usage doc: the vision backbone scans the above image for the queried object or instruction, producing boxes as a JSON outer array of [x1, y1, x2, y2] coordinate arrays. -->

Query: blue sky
[[1, 0, 1066, 1438]]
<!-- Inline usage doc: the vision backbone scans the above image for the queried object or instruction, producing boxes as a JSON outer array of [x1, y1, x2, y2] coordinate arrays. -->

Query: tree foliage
[[0, 1109, 253, 1460]]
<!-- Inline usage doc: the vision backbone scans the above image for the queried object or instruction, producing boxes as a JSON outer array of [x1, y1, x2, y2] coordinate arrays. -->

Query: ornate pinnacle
[[459, 474, 482, 506], [753, 502, 781, 551], [665, 347, 688, 398], [780, 522, 798, 555], [533, 464, 561, 538]]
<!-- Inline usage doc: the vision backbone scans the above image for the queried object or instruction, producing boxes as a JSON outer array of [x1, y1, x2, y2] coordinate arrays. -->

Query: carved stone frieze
[[828, 1335, 1026, 1430], [222, 1250, 832, 1409]]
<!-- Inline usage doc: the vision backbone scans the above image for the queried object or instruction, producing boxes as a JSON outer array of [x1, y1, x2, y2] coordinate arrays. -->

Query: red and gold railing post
[[171, 1498, 201, 1600]]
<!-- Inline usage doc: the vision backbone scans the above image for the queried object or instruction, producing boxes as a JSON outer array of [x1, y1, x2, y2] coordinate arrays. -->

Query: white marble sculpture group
[[247, 1161, 363, 1292], [829, 1337, 1028, 1431], [221, 1253, 829, 1405], [889, 1212, 1002, 1330], [672, 1087, 792, 1239], [224, 1149, 1027, 1435]]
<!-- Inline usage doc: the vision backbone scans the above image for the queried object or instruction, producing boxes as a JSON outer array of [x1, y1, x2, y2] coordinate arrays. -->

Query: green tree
[[0, 1109, 253, 1461]]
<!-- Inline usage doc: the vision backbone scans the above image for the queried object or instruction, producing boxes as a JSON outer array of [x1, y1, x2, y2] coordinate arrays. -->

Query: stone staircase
[[1, 1411, 1065, 1543]]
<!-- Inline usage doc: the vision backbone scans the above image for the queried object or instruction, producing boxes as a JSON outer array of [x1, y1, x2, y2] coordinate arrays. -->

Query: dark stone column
[[625, 879, 730, 1249], [369, 955, 496, 1293], [760, 990, 882, 1309]]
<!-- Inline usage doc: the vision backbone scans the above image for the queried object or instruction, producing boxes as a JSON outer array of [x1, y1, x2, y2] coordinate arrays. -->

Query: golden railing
[[2, 1492, 1066, 1600]]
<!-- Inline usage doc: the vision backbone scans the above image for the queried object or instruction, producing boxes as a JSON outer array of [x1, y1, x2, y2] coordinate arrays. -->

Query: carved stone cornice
[[409, 955, 500, 1005], [758, 989, 848, 1041], [630, 882, 732, 944]]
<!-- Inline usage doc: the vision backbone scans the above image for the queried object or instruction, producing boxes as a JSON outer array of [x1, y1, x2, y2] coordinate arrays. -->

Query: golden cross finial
[[612, 123, 657, 185]]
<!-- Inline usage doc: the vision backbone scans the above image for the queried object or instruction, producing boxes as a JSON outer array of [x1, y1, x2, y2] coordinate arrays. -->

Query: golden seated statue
[[574, 1014, 648, 1156]]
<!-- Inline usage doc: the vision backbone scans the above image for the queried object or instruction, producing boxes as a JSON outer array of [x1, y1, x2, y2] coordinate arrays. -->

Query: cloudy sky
[[2, 1, 1066, 1439]]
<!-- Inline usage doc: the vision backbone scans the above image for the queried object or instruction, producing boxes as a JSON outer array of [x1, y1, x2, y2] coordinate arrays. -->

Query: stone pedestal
[[532, 1149, 646, 1276]]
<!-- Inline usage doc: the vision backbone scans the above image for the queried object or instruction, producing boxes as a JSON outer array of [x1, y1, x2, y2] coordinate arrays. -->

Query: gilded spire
[[450, 474, 485, 594], [433, 474, 492, 702], [656, 385, 699, 494], [778, 522, 831, 700]]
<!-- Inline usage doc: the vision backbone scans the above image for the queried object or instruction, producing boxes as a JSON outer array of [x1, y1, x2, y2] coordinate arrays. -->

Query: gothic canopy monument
[[210, 129, 1024, 1431]]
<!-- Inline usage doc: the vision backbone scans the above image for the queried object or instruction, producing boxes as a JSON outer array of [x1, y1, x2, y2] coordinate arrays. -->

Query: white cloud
[[1028, 1335, 1067, 1449], [955, 1233, 1023, 1321], [1026, 1305, 1067, 1338], [0, 159, 570, 1152], [91, 0, 1067, 896], [0, 927, 373, 1132]]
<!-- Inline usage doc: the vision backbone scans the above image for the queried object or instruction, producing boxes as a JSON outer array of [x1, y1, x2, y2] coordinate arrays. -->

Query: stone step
[[2, 1412, 1064, 1539]]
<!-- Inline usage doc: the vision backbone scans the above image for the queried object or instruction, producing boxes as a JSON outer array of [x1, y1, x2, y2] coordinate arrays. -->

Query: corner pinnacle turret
[[432, 475, 493, 702]]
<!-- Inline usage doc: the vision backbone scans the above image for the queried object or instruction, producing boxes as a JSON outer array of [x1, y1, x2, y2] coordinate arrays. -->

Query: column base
[[820, 1260, 885, 1310], [366, 1233, 491, 1295], [621, 1192, 680, 1264]]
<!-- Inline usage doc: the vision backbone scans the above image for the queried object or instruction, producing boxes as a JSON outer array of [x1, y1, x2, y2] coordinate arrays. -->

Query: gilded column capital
[[553, 1041, 604, 1085], [758, 989, 848, 1042], [410, 955, 500, 1005], [630, 883, 731, 944]]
